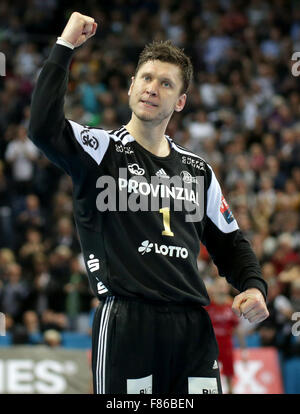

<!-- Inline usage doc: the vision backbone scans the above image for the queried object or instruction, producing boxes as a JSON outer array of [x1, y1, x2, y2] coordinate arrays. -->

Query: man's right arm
[[28, 12, 98, 175]]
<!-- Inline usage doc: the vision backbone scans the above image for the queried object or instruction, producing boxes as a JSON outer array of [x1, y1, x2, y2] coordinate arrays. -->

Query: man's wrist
[[56, 37, 75, 50], [242, 278, 268, 302], [244, 287, 263, 297]]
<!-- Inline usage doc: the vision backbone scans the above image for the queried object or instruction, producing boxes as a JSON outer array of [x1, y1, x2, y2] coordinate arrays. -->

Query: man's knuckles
[[240, 298, 261, 314]]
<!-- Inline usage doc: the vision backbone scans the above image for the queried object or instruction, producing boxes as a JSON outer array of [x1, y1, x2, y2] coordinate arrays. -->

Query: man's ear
[[174, 93, 187, 112], [128, 76, 135, 96]]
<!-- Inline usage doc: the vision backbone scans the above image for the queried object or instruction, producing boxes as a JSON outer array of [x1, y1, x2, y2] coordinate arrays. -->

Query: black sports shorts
[[91, 296, 223, 394]]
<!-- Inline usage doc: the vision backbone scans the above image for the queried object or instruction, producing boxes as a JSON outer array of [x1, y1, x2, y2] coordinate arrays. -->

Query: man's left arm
[[201, 166, 269, 324]]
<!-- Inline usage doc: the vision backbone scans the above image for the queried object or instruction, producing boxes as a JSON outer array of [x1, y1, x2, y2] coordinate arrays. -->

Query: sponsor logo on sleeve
[[220, 195, 235, 224], [80, 128, 99, 150], [87, 254, 100, 272]]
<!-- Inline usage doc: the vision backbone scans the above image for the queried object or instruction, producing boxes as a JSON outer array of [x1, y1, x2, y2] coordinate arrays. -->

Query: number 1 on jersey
[[159, 207, 174, 237]]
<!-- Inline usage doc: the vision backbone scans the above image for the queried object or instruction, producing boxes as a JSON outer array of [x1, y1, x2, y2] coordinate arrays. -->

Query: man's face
[[128, 60, 186, 125]]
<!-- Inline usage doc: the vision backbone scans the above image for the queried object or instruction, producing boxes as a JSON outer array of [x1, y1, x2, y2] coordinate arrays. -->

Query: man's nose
[[146, 81, 158, 96]]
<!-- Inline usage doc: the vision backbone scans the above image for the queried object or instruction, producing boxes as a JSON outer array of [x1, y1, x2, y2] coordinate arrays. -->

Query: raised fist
[[60, 12, 98, 48]]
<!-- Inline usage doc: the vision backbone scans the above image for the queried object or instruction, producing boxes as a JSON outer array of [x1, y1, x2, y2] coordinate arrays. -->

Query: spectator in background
[[46, 246, 72, 313], [76, 71, 106, 115], [225, 154, 256, 191], [40, 309, 68, 333], [50, 217, 80, 253], [22, 252, 53, 313], [51, 192, 73, 222], [271, 233, 300, 275], [0, 161, 14, 248], [261, 262, 277, 285], [187, 109, 216, 153], [18, 227, 46, 272], [206, 278, 246, 394], [14, 43, 42, 81], [0, 262, 29, 324], [43, 329, 62, 348], [290, 279, 300, 313], [23, 310, 42, 344], [0, 248, 16, 280], [4, 125, 39, 195], [15, 194, 45, 234], [258, 277, 293, 348], [88, 297, 100, 337], [64, 256, 92, 331], [203, 26, 232, 73]]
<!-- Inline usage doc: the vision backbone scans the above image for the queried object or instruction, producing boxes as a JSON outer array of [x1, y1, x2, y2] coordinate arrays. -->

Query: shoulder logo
[[128, 163, 145, 176], [81, 128, 99, 150], [220, 195, 235, 224]]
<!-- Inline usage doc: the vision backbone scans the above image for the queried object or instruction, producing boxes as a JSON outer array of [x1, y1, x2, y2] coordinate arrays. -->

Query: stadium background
[[0, 0, 299, 394]]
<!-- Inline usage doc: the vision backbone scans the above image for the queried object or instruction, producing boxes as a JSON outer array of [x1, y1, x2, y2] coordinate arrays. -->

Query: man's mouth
[[140, 100, 158, 107]]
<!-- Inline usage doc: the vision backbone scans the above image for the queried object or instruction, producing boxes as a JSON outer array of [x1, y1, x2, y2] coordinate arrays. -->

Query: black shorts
[[91, 296, 222, 394]]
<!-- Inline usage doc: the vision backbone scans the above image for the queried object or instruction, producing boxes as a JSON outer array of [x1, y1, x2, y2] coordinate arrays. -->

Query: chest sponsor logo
[[220, 195, 235, 224], [80, 128, 99, 150], [128, 163, 145, 176], [180, 171, 198, 184], [115, 144, 134, 154], [138, 240, 188, 259]]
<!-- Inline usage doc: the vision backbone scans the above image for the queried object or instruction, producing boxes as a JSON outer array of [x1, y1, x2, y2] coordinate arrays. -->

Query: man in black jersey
[[28, 12, 269, 394]]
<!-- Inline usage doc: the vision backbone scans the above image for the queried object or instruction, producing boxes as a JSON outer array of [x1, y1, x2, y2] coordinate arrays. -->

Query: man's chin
[[134, 111, 158, 122]]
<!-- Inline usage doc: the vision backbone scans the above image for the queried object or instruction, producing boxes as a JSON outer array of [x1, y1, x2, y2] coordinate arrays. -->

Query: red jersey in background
[[206, 300, 239, 376]]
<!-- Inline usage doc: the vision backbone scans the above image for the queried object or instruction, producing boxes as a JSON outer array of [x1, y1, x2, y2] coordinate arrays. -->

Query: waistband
[[99, 295, 206, 311]]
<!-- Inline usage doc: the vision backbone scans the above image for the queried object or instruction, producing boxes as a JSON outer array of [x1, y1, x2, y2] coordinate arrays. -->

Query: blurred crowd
[[0, 0, 299, 365]]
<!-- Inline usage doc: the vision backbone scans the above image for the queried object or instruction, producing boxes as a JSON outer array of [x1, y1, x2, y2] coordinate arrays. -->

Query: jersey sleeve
[[201, 165, 268, 300], [28, 44, 110, 177]]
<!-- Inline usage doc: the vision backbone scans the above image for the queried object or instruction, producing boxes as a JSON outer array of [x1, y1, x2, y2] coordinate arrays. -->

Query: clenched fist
[[232, 288, 269, 324], [60, 12, 98, 48]]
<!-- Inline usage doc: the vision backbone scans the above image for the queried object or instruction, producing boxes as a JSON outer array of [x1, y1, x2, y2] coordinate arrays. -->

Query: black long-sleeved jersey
[[28, 44, 267, 305]]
